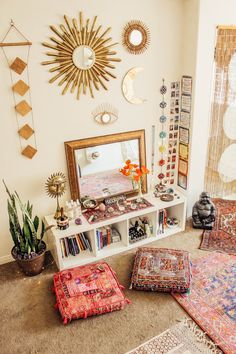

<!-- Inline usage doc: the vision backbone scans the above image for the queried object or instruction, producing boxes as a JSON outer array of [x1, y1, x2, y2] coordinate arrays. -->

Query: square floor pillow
[[53, 262, 131, 324], [130, 247, 191, 293]]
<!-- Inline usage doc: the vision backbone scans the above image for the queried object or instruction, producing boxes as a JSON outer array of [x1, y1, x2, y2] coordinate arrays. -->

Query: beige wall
[[0, 0, 184, 263]]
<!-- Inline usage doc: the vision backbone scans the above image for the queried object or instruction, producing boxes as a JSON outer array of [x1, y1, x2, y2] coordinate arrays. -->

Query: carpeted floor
[[0, 223, 207, 354]]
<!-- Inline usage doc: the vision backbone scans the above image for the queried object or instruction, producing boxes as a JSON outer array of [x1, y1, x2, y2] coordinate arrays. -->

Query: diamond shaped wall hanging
[[15, 100, 32, 116], [21, 145, 37, 159], [12, 80, 29, 96], [18, 124, 34, 140], [10, 57, 27, 75]]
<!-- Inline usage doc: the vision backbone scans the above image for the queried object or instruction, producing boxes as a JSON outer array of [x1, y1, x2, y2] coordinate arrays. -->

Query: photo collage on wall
[[178, 75, 192, 190], [165, 81, 180, 185]]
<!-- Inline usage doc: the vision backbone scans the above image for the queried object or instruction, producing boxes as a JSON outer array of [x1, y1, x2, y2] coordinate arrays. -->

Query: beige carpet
[[0, 224, 207, 354]]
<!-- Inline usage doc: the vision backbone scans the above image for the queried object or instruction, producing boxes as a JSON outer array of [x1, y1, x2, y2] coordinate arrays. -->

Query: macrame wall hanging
[[0, 20, 37, 159]]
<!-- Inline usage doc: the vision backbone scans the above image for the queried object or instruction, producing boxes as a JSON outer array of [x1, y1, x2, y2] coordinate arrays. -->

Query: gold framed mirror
[[122, 20, 150, 55], [65, 130, 147, 201], [42, 12, 121, 99]]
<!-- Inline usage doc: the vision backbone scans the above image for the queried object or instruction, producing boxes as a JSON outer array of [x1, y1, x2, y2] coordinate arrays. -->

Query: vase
[[136, 181, 143, 202]]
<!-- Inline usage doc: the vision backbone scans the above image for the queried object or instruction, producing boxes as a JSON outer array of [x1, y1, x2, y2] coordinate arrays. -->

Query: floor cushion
[[53, 262, 130, 324], [130, 247, 191, 293]]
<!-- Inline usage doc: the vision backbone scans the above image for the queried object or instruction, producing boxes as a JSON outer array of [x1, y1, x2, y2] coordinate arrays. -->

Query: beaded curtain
[[205, 27, 236, 197]]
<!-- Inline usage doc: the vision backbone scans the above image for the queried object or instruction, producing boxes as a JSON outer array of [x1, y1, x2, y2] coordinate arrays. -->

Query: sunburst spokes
[[42, 12, 121, 99]]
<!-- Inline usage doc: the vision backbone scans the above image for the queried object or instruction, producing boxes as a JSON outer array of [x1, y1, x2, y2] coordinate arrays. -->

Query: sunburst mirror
[[122, 20, 150, 55], [42, 12, 121, 99]]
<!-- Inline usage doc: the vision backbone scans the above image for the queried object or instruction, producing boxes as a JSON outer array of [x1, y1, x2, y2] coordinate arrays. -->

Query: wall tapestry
[[42, 12, 121, 99], [205, 26, 236, 197], [0, 20, 37, 159]]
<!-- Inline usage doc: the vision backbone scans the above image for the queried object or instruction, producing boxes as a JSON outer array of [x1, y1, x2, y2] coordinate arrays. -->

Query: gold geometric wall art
[[10, 57, 27, 74], [18, 124, 34, 140], [42, 11, 121, 99], [0, 20, 37, 159], [15, 100, 32, 116], [21, 145, 37, 159], [12, 80, 29, 96]]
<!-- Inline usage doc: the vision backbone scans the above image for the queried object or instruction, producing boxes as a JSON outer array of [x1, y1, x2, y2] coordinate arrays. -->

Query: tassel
[[119, 284, 125, 290], [126, 299, 132, 304], [83, 311, 87, 319], [54, 303, 59, 309], [63, 317, 68, 325]]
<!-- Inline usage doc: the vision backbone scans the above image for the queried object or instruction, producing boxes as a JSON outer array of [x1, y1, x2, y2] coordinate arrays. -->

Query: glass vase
[[136, 180, 143, 202]]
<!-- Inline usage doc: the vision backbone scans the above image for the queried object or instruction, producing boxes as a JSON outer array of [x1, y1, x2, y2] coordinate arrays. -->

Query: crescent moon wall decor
[[122, 67, 147, 104], [42, 11, 121, 99]]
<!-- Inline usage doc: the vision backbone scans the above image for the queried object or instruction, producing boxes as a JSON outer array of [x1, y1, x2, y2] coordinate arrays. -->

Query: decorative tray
[[83, 198, 153, 224]]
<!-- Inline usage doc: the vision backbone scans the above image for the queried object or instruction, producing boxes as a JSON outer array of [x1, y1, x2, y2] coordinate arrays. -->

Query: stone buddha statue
[[192, 192, 216, 230]]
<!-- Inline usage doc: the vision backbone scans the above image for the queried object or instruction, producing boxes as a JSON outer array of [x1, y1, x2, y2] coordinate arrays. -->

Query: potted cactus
[[3, 181, 52, 276]]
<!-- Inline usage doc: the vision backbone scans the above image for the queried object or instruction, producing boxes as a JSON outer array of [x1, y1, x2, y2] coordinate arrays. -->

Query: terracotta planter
[[11, 242, 46, 276]]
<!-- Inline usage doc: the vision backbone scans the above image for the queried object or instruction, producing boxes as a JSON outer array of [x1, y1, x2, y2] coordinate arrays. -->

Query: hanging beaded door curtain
[[0, 20, 37, 159]]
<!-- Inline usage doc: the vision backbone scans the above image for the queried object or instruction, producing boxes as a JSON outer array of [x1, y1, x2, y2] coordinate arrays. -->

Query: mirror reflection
[[72, 45, 95, 69], [129, 29, 143, 46], [75, 139, 140, 199]]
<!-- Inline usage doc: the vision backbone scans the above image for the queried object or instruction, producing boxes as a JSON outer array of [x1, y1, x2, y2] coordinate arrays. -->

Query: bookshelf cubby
[[44, 193, 187, 270]]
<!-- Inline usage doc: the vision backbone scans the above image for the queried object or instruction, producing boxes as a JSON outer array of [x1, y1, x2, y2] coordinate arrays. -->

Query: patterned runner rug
[[173, 252, 236, 354], [126, 318, 222, 354], [200, 198, 236, 255]]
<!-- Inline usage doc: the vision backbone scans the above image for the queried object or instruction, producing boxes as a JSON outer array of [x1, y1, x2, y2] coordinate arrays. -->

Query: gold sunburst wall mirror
[[42, 12, 121, 99], [122, 20, 150, 55]]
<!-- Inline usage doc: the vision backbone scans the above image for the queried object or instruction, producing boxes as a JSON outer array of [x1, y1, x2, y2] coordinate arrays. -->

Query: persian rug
[[200, 198, 236, 255], [172, 252, 236, 354], [126, 319, 222, 354]]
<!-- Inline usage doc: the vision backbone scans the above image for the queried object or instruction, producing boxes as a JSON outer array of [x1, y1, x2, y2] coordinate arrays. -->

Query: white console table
[[44, 193, 187, 270]]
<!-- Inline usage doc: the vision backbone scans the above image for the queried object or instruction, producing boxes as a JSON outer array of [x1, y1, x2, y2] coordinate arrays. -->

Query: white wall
[[187, 0, 236, 214], [0, 0, 184, 262]]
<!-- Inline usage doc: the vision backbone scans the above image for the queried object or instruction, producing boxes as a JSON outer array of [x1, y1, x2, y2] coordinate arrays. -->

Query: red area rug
[[172, 252, 236, 354], [200, 198, 236, 255]]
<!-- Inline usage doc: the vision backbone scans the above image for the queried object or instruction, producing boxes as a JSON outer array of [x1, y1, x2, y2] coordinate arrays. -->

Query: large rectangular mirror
[[65, 130, 147, 201]]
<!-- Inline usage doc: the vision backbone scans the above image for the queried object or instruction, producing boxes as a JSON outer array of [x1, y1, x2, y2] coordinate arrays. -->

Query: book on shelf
[[60, 233, 92, 258], [96, 226, 121, 250]]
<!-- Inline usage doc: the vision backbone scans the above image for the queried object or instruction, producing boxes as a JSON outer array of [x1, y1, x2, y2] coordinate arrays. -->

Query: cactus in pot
[[3, 181, 52, 275]]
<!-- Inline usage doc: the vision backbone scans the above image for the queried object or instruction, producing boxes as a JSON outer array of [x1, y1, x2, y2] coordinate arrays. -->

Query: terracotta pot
[[11, 242, 46, 276]]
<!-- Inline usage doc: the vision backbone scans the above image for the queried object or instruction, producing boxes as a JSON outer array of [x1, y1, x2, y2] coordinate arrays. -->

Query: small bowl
[[82, 199, 98, 209]]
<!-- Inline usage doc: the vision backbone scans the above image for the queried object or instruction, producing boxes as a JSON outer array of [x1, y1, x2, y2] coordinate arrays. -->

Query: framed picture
[[179, 127, 189, 144], [178, 173, 187, 190], [181, 94, 191, 113], [180, 111, 190, 129], [182, 76, 192, 95], [178, 159, 188, 175], [179, 143, 188, 160]]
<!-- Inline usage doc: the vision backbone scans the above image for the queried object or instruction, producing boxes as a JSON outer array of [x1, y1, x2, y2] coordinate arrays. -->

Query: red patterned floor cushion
[[130, 247, 191, 293], [53, 262, 130, 324]]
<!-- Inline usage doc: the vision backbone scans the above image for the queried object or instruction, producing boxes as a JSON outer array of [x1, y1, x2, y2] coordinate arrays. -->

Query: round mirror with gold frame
[[122, 20, 150, 55], [42, 12, 121, 99]]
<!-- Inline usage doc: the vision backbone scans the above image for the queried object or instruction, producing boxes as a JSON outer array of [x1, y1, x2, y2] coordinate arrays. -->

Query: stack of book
[[96, 226, 121, 250], [60, 233, 92, 258]]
